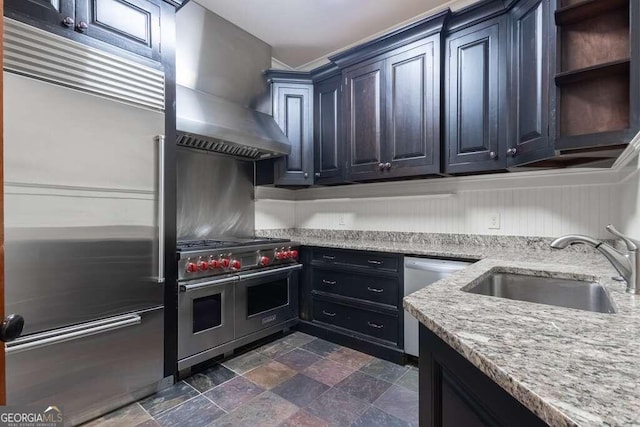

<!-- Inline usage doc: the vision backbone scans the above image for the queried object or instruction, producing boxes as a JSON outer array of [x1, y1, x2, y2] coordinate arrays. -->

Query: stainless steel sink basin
[[464, 273, 616, 314]]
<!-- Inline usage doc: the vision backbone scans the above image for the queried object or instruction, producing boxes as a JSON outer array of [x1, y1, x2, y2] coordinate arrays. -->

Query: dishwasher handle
[[404, 258, 472, 273]]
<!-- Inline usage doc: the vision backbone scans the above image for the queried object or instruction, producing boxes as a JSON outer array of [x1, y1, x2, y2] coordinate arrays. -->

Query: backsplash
[[256, 179, 620, 239], [620, 157, 640, 238]]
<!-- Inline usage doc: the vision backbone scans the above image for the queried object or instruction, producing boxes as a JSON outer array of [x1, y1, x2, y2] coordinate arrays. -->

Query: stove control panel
[[178, 246, 299, 281]]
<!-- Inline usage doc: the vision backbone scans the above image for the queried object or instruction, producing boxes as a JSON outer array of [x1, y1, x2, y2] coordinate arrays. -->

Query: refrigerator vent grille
[[3, 18, 165, 111], [176, 133, 265, 159]]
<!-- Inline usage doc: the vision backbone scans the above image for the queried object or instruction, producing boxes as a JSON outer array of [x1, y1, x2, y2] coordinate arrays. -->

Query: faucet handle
[[606, 224, 640, 251]]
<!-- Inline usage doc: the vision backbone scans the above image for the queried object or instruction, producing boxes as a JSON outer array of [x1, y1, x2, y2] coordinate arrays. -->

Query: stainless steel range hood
[[175, 2, 290, 160], [176, 85, 291, 160]]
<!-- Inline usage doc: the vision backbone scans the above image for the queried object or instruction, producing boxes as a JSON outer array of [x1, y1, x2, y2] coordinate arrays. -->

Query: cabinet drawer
[[313, 299, 398, 344], [313, 248, 399, 272], [312, 268, 399, 307]]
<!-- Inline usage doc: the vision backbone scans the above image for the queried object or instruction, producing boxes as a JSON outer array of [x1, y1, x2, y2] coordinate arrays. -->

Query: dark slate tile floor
[[83, 332, 419, 427]]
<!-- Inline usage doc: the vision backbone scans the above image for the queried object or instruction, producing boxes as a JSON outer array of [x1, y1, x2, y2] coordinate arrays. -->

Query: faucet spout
[[551, 228, 639, 294], [550, 235, 601, 250]]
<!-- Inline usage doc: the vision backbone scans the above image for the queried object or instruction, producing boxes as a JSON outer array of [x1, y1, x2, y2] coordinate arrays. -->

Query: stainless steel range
[[177, 237, 301, 372]]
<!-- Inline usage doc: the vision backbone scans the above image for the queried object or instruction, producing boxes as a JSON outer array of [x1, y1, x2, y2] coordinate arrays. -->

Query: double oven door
[[178, 264, 301, 362], [236, 264, 301, 338], [178, 275, 236, 361]]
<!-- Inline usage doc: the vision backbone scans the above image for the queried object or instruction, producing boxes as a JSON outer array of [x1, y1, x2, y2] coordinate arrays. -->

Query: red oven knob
[[260, 256, 271, 266], [290, 250, 298, 259], [186, 262, 197, 273], [198, 260, 209, 271], [284, 250, 292, 259], [220, 258, 230, 268], [231, 260, 241, 269], [275, 251, 285, 260], [209, 259, 220, 269]]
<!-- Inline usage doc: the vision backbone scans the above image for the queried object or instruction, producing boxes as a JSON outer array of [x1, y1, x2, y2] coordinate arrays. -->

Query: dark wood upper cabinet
[[344, 59, 386, 182], [5, 0, 74, 27], [508, 0, 555, 167], [76, 0, 161, 61], [272, 82, 315, 186], [445, 15, 508, 174], [5, 0, 168, 62], [384, 38, 441, 178], [343, 37, 442, 182], [314, 76, 344, 185]]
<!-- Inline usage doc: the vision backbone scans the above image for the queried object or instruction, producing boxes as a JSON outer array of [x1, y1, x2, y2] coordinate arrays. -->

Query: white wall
[[291, 185, 616, 238], [255, 199, 297, 230], [620, 155, 640, 238], [256, 167, 638, 239]]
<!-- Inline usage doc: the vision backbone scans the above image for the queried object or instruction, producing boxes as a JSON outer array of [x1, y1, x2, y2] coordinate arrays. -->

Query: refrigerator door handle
[[5, 314, 142, 354], [155, 135, 165, 284]]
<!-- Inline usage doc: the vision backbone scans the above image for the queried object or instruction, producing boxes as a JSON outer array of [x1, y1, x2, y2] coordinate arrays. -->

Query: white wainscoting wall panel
[[256, 164, 640, 239], [620, 156, 640, 238], [255, 199, 297, 230]]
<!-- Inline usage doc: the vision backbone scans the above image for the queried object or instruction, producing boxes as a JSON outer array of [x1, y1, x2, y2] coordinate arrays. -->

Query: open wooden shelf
[[559, 73, 630, 138], [555, 58, 630, 85], [555, 0, 628, 26]]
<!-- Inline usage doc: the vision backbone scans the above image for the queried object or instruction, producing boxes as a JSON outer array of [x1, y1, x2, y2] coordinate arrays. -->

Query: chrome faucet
[[551, 225, 640, 295]]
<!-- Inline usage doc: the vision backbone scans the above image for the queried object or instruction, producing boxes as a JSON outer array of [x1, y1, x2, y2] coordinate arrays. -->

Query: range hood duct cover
[[176, 84, 291, 160]]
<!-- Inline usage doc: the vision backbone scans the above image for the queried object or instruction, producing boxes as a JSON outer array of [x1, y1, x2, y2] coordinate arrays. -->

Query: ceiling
[[195, 0, 480, 70]]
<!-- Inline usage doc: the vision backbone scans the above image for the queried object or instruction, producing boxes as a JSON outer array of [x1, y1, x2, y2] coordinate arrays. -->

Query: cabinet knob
[[315, 172, 321, 178], [303, 172, 308, 179], [507, 148, 517, 157], [489, 151, 497, 159], [62, 16, 75, 27], [378, 162, 385, 171], [77, 21, 89, 32], [384, 162, 391, 170]]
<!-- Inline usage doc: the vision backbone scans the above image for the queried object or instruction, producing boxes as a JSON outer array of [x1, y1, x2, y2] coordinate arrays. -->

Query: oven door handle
[[238, 264, 303, 281], [180, 276, 239, 292]]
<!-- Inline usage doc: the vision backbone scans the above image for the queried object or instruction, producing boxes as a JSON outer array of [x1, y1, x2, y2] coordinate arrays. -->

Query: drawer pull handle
[[367, 260, 382, 265], [368, 322, 384, 329], [322, 279, 337, 285], [322, 310, 337, 317], [323, 255, 336, 260], [367, 287, 383, 293]]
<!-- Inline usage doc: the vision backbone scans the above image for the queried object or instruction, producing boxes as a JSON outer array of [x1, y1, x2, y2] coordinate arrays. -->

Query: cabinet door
[[75, 0, 161, 61], [314, 76, 344, 184], [445, 17, 507, 174], [344, 59, 386, 181], [385, 39, 440, 177], [273, 83, 314, 186], [5, 0, 74, 29], [509, 0, 554, 167]]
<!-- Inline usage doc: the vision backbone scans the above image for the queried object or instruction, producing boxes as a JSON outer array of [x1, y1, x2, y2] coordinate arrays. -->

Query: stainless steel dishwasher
[[404, 257, 472, 357]]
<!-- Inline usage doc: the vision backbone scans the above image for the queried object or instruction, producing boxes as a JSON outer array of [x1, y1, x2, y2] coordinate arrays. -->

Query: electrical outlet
[[488, 211, 501, 230], [338, 215, 346, 226]]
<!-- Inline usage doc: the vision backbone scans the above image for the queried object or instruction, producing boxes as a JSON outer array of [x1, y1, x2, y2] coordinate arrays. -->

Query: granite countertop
[[258, 229, 640, 427]]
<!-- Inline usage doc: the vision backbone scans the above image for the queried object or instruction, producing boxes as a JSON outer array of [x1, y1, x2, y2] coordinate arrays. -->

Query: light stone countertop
[[257, 229, 640, 426]]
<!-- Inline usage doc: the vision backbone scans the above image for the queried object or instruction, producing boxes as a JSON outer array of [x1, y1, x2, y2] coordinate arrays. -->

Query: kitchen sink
[[464, 273, 616, 314]]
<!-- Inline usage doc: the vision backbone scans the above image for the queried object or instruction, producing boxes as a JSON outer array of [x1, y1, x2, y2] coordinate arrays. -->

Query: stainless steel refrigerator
[[3, 18, 168, 425]]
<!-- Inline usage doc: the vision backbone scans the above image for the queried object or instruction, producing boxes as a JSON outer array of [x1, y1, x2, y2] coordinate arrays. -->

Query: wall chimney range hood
[[176, 84, 291, 160]]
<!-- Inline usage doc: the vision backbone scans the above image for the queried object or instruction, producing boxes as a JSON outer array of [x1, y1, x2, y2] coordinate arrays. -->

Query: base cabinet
[[300, 247, 404, 362], [419, 325, 547, 427]]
